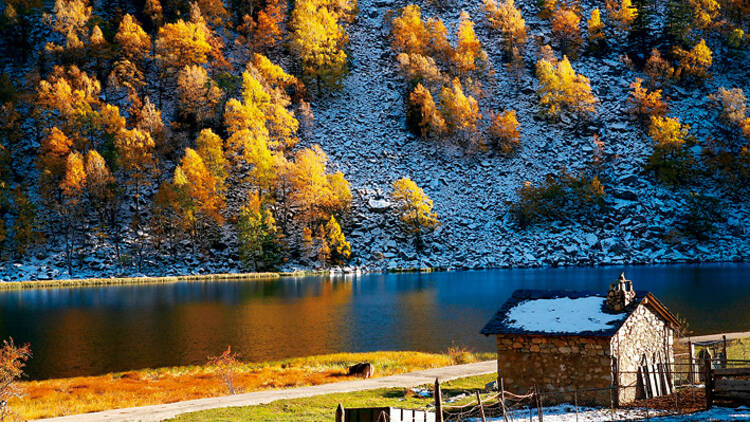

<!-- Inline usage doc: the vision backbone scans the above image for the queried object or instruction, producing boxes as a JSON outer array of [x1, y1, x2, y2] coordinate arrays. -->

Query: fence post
[[476, 391, 487, 422], [335, 403, 344, 422], [688, 341, 695, 385], [703, 352, 714, 409], [435, 378, 443, 422], [500, 378, 509, 422], [535, 385, 544, 422], [722, 335, 728, 368], [574, 390, 579, 422]]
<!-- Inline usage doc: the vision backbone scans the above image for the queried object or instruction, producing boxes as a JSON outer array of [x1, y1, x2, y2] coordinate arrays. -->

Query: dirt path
[[35, 360, 496, 422]]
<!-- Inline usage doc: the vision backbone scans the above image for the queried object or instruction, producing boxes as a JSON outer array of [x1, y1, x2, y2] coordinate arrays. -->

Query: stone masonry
[[610, 299, 675, 403], [496, 334, 614, 405]]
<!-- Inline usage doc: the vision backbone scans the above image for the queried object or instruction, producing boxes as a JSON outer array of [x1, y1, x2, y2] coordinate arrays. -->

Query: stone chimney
[[606, 273, 635, 312]]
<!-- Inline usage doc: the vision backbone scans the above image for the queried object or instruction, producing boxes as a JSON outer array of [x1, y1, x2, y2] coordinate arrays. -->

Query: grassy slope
[[169, 374, 497, 422], [17, 351, 493, 420]]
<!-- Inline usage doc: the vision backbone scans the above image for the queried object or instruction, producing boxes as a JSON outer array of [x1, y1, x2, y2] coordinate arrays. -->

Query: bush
[[646, 116, 695, 185], [510, 171, 605, 227], [680, 192, 725, 240], [208, 345, 242, 395], [0, 338, 32, 421]]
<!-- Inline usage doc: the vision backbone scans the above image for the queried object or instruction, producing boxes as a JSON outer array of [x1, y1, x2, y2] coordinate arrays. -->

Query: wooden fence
[[335, 404, 436, 422], [704, 353, 750, 407]]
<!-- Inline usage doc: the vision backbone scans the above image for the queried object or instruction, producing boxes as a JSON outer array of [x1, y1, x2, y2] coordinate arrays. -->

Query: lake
[[2, 264, 749, 380]]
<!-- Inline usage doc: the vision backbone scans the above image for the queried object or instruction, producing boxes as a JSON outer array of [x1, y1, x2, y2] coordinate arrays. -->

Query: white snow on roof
[[505, 296, 627, 333]]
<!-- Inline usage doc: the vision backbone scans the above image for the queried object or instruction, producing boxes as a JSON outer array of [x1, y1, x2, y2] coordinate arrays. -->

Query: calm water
[[2, 264, 750, 380]]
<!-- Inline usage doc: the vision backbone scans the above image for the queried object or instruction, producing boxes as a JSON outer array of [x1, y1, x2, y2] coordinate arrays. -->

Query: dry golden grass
[[14, 350, 493, 420], [0, 272, 281, 291]]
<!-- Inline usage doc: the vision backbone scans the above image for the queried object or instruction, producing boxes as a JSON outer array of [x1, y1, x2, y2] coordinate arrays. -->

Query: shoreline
[[2, 259, 749, 291], [0, 271, 284, 291]]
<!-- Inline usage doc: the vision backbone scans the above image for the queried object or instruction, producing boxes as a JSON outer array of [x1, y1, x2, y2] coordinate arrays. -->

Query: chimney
[[606, 272, 635, 312]]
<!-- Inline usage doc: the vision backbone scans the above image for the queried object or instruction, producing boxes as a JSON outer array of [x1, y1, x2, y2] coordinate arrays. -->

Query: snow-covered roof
[[481, 289, 649, 337]]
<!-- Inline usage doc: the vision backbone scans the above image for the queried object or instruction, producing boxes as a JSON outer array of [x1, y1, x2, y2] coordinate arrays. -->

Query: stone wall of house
[[610, 302, 675, 404], [496, 335, 614, 406]]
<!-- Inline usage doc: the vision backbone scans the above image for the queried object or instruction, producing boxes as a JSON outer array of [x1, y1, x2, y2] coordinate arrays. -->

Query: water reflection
[[1, 264, 749, 380]]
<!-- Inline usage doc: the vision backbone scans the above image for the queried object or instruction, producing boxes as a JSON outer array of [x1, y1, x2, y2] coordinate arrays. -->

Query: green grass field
[[169, 374, 497, 422]]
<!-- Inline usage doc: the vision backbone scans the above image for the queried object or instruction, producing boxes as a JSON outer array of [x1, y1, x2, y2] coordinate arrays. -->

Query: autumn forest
[[0, 0, 749, 277]]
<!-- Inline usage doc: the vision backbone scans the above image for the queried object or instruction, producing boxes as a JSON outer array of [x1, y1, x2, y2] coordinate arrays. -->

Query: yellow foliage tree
[[647, 116, 694, 184], [454, 11, 485, 74], [536, 55, 598, 117], [587, 8, 605, 44], [408, 83, 446, 138], [644, 49, 675, 89], [115, 128, 156, 270], [195, 129, 227, 191], [439, 78, 480, 137], [285, 145, 351, 224], [606, 0, 636, 32], [172, 148, 225, 240], [551, 8, 582, 56], [84, 150, 115, 218], [237, 191, 281, 270], [43, 0, 91, 58], [488, 110, 521, 154], [391, 176, 439, 248], [289, 0, 349, 90], [155, 20, 213, 70], [61, 151, 86, 201], [426, 18, 454, 64], [38, 127, 73, 198], [391, 4, 429, 55], [628, 78, 668, 124], [690, 0, 720, 29], [144, 0, 163, 27], [674, 39, 712, 79], [324, 215, 350, 264], [396, 53, 446, 86], [115, 14, 150, 61], [484, 0, 528, 54], [176, 65, 222, 125]]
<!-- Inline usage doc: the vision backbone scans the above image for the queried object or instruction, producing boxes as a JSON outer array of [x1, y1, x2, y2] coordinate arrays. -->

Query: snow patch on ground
[[505, 297, 626, 333]]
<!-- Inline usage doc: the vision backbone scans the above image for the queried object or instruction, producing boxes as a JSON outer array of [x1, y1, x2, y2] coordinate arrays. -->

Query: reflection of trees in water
[[5, 264, 750, 379]]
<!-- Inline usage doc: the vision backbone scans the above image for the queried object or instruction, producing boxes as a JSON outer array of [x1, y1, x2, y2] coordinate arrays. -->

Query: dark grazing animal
[[348, 362, 375, 378]]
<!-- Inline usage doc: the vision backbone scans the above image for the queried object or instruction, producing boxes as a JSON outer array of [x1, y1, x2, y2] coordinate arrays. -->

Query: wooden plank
[[704, 352, 714, 409], [679, 331, 750, 344], [659, 363, 672, 395], [639, 365, 651, 399], [714, 368, 750, 377], [648, 361, 660, 397], [716, 380, 750, 392], [713, 391, 750, 401], [435, 379, 443, 422], [336, 403, 344, 422]]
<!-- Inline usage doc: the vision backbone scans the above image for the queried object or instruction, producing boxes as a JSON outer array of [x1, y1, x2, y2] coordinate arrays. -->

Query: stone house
[[480, 273, 680, 405]]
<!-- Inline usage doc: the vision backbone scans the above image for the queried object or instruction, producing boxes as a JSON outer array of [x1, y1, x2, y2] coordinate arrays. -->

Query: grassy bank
[[0, 271, 286, 291], [15, 350, 494, 420], [169, 373, 496, 422]]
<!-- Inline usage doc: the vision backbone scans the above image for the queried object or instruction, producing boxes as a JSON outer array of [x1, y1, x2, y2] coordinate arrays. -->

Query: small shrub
[[510, 171, 605, 227], [628, 78, 668, 124], [643, 49, 675, 89], [0, 338, 31, 422], [446, 343, 475, 365], [680, 192, 725, 240], [208, 345, 243, 395], [488, 110, 521, 155]]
